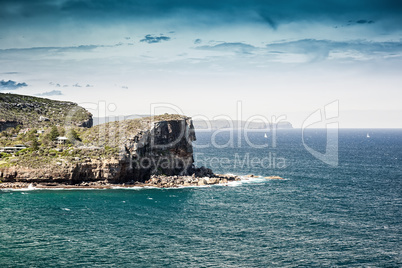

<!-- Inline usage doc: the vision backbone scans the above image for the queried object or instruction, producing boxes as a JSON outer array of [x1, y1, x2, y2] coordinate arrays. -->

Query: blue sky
[[0, 0, 401, 127]]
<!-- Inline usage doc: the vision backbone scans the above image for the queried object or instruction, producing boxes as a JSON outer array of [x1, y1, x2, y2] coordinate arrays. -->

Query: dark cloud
[[0, 79, 28, 90], [258, 13, 277, 30], [355, 19, 375, 24], [194, 39, 202, 44], [36, 90, 63, 96], [86, 84, 93, 87], [342, 19, 375, 27], [1, 0, 400, 30], [72, 83, 82, 87], [140, 34, 171, 44]]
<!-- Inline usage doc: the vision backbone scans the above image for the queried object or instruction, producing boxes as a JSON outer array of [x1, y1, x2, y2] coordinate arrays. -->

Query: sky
[[0, 0, 401, 128]]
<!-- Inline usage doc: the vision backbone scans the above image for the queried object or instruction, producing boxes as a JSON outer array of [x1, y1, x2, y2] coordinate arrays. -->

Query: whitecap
[[227, 181, 242, 187], [111, 186, 145, 190]]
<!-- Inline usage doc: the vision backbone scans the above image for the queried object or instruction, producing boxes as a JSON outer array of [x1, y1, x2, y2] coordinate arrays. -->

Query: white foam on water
[[111, 186, 145, 190], [220, 174, 289, 187], [40, 187, 104, 191], [227, 181, 242, 187], [177, 185, 204, 189], [61, 208, 70, 211], [2, 187, 36, 192], [265, 177, 289, 181], [240, 176, 266, 184]]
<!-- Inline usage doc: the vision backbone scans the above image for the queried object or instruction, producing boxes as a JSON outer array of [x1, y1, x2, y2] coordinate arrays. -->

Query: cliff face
[[123, 118, 196, 182], [0, 116, 197, 184], [0, 159, 122, 184], [0, 120, 20, 132]]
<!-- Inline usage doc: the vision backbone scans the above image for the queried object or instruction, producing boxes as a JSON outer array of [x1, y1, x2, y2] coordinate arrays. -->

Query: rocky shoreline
[[0, 174, 241, 189]]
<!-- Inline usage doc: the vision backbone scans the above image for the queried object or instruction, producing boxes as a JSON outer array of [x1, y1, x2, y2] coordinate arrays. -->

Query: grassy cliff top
[[81, 114, 190, 146], [0, 93, 92, 128]]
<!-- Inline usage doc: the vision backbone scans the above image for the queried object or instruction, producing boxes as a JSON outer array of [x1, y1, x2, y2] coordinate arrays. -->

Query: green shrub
[[0, 152, 11, 158], [15, 148, 31, 156], [49, 126, 59, 141]]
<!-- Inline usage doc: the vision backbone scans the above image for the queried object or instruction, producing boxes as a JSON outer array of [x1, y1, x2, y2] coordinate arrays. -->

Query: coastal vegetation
[[0, 93, 92, 128], [0, 123, 120, 169]]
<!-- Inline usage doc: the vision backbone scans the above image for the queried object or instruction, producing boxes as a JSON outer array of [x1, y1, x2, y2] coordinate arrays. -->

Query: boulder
[[198, 178, 207, 186], [194, 166, 214, 177], [207, 177, 218, 184]]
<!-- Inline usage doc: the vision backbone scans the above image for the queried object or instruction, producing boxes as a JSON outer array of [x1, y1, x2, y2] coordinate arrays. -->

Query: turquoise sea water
[[1, 129, 401, 267]]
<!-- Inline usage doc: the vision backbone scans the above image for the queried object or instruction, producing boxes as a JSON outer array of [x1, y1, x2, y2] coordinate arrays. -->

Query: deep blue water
[[1, 129, 401, 267]]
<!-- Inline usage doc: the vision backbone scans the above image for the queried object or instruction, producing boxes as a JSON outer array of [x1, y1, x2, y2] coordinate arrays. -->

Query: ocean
[[1, 129, 401, 267]]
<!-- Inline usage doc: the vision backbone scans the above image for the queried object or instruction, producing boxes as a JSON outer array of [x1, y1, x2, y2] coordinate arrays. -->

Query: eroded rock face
[[0, 120, 20, 132], [78, 117, 93, 128], [122, 118, 196, 182], [0, 158, 122, 184]]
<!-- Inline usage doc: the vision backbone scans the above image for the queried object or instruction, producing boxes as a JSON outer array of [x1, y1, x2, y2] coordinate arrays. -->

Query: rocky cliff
[[0, 115, 209, 186], [122, 117, 196, 181], [0, 120, 20, 132]]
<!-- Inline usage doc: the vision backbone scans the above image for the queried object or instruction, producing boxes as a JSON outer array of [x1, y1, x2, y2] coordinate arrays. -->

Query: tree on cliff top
[[49, 126, 59, 141], [30, 138, 39, 150]]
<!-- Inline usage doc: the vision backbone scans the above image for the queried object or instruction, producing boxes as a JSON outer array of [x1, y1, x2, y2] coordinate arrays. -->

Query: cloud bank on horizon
[[0, 0, 401, 127]]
